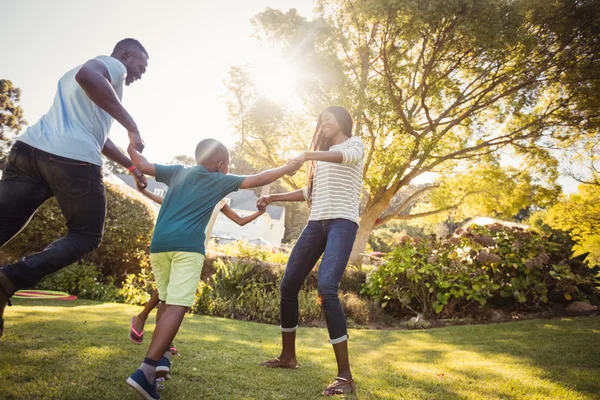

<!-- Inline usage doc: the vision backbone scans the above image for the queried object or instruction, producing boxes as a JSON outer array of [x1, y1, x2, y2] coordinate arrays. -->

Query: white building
[[116, 174, 286, 247]]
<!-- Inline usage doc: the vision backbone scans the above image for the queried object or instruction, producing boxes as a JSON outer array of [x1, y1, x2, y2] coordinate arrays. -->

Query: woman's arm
[[220, 204, 265, 226], [257, 189, 305, 209]]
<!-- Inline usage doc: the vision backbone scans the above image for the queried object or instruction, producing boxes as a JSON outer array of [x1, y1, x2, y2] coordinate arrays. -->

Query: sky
[[2, 0, 314, 163], [2, 0, 580, 193]]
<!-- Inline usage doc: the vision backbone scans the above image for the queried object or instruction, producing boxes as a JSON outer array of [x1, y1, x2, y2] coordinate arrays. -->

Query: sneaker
[[155, 356, 171, 381], [126, 369, 160, 400]]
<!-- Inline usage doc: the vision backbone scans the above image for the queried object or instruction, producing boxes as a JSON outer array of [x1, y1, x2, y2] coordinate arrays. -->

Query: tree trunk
[[349, 203, 385, 266]]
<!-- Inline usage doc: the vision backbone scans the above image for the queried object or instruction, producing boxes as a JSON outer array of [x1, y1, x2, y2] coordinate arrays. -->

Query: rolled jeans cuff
[[280, 325, 298, 333], [328, 334, 349, 344]]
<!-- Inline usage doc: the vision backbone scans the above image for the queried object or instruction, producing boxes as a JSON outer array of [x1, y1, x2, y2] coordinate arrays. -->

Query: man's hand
[[128, 131, 145, 153], [257, 195, 272, 210], [132, 168, 148, 189]]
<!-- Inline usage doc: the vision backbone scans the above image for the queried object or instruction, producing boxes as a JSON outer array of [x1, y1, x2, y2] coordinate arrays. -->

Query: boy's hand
[[132, 168, 148, 189], [257, 195, 272, 210]]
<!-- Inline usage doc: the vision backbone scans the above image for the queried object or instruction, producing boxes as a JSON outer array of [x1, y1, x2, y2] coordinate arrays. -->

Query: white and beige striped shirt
[[302, 136, 364, 225]]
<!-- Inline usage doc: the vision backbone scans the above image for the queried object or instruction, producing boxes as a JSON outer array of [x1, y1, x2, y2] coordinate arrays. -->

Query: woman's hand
[[289, 152, 307, 164]]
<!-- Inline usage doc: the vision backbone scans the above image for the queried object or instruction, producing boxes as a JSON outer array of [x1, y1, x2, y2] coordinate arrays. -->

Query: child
[[125, 138, 299, 399], [129, 189, 266, 356]]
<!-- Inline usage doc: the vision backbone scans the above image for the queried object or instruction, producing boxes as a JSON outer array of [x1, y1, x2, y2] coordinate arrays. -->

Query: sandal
[[129, 316, 144, 344], [170, 345, 179, 356], [259, 357, 298, 369], [321, 377, 356, 396]]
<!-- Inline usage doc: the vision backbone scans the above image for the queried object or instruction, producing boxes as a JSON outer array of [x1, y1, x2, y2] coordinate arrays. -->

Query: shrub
[[35, 262, 120, 302], [363, 224, 600, 318], [2, 179, 156, 280]]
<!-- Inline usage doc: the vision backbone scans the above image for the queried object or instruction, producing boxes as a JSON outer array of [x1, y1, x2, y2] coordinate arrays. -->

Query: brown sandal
[[321, 377, 356, 396], [259, 357, 298, 369]]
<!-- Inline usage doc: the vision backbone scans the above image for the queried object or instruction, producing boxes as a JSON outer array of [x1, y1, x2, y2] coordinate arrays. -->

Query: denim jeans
[[0, 141, 106, 292], [280, 219, 358, 343]]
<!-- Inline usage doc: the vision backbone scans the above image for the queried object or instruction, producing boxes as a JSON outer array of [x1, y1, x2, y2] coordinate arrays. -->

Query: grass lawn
[[0, 300, 599, 399]]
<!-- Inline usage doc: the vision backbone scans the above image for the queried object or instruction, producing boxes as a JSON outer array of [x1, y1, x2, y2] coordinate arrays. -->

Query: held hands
[[284, 152, 307, 177], [257, 195, 272, 211], [128, 131, 145, 153], [132, 168, 148, 190]]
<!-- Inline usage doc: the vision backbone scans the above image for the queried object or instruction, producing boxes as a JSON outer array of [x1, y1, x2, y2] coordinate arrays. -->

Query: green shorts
[[150, 251, 205, 307]]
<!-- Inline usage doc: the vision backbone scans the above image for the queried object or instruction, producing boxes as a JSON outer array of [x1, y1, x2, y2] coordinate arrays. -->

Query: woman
[[258, 106, 364, 396]]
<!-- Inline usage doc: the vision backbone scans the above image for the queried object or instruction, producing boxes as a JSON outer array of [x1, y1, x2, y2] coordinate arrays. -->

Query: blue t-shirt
[[19, 55, 127, 166], [150, 164, 246, 255]]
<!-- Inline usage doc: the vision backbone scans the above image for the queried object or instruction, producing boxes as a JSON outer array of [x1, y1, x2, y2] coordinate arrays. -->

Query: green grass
[[1, 300, 599, 400]]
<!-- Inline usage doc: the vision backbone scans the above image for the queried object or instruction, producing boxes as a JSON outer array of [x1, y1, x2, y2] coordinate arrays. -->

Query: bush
[[218, 241, 290, 265], [2, 179, 156, 280], [363, 224, 600, 318], [35, 262, 120, 302]]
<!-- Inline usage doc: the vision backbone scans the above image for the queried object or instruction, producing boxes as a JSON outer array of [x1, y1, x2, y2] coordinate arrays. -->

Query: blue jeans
[[0, 141, 105, 292], [280, 219, 358, 343]]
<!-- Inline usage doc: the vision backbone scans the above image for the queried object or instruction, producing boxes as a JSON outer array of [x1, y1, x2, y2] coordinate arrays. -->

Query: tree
[[228, 0, 599, 264], [545, 184, 600, 265], [0, 79, 26, 160], [169, 154, 196, 166]]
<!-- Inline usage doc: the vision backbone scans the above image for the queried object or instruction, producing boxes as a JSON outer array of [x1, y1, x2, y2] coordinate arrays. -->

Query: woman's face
[[321, 112, 341, 139]]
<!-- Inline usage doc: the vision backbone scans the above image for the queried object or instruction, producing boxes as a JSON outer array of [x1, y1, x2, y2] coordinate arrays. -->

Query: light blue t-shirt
[[19, 55, 127, 166], [150, 164, 246, 255]]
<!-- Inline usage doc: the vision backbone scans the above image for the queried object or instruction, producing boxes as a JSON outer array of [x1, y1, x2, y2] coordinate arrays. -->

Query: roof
[[115, 174, 284, 220]]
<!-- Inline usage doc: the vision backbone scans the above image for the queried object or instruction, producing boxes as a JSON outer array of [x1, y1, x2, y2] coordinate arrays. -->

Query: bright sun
[[250, 48, 299, 105]]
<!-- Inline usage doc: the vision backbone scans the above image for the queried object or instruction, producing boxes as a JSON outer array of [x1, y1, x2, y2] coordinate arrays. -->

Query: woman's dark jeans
[[0, 141, 106, 292], [280, 218, 358, 343]]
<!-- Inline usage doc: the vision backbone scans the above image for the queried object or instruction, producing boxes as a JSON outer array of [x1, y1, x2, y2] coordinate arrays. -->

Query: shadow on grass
[[2, 301, 599, 399]]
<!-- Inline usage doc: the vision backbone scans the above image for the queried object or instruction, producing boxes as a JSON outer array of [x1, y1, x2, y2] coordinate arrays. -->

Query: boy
[[125, 138, 300, 399], [129, 189, 266, 355]]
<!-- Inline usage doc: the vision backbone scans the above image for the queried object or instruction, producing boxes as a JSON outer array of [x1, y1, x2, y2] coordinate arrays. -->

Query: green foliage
[[118, 267, 154, 306], [545, 183, 600, 265], [35, 262, 120, 302], [0, 79, 26, 157], [191, 258, 282, 323], [219, 240, 290, 264], [228, 0, 600, 264], [363, 224, 600, 317], [1, 180, 156, 280]]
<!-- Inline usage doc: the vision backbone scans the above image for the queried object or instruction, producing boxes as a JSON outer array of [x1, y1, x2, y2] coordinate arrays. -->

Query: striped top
[[302, 136, 364, 225]]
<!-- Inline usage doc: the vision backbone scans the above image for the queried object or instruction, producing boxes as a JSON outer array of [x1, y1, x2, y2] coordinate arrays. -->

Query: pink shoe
[[129, 316, 144, 344]]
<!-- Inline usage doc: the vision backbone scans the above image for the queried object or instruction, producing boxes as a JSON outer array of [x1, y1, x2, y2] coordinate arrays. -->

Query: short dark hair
[[195, 139, 229, 165], [113, 38, 149, 59]]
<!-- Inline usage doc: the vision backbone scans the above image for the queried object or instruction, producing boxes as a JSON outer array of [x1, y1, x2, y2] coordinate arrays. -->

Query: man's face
[[122, 48, 148, 86]]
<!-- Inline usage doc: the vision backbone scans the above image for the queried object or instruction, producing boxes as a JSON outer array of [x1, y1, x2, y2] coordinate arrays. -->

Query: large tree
[[228, 0, 599, 263], [0, 79, 26, 160]]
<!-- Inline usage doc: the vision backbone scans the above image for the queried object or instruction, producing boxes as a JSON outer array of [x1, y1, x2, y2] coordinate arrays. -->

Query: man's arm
[[127, 144, 156, 176], [240, 161, 301, 189], [102, 138, 147, 188], [221, 204, 265, 226], [75, 59, 144, 151]]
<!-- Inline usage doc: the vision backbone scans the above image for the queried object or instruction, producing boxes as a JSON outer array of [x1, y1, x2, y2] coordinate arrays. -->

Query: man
[[0, 38, 150, 337]]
